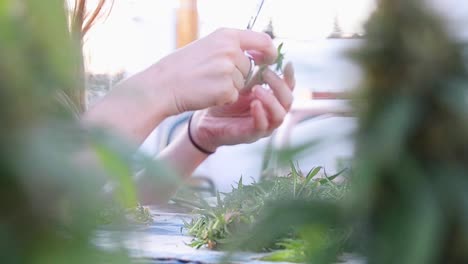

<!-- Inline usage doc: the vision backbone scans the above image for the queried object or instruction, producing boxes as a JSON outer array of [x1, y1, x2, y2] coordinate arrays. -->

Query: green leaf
[[216, 191, 224, 209], [275, 42, 285, 72], [289, 161, 300, 198], [237, 176, 243, 190], [318, 168, 347, 185], [92, 142, 137, 208], [261, 249, 305, 263], [298, 167, 323, 197]]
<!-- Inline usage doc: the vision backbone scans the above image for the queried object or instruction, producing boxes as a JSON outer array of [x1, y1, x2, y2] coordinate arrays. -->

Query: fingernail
[[284, 62, 294, 75]]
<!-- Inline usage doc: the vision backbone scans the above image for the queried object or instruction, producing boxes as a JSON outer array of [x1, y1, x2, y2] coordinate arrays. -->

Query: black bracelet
[[188, 113, 215, 155]]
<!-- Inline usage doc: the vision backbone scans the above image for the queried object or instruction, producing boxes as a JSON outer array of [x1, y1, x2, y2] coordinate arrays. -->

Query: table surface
[[95, 208, 365, 264]]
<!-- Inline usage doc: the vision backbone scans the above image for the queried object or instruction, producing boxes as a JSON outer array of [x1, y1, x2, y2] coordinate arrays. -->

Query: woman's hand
[[140, 28, 278, 116], [189, 63, 296, 153], [84, 28, 277, 145]]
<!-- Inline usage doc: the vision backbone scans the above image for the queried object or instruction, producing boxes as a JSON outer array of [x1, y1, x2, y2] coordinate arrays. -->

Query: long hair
[[64, 0, 113, 113], [71, 0, 112, 41]]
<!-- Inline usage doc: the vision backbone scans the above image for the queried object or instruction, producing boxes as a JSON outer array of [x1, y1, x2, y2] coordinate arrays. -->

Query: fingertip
[[250, 99, 259, 118], [245, 50, 265, 64], [252, 85, 262, 96], [251, 100, 268, 131], [252, 85, 257, 94], [284, 61, 294, 76], [238, 30, 277, 64], [265, 53, 279, 65], [283, 62, 296, 90], [253, 84, 267, 99]]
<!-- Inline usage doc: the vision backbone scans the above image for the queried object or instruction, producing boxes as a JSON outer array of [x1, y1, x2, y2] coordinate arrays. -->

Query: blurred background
[[83, 0, 468, 192]]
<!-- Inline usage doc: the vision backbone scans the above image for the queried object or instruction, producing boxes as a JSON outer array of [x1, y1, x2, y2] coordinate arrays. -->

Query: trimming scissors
[[246, 0, 265, 30], [244, 0, 266, 86]]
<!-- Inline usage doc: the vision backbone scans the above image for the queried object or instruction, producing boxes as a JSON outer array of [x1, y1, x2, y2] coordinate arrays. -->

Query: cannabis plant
[[231, 1, 468, 263], [350, 0, 468, 263], [0, 1, 172, 263], [179, 163, 349, 263]]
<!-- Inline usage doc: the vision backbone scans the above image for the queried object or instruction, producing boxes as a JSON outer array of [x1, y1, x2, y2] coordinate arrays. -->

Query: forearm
[[82, 69, 172, 145], [133, 129, 209, 205], [157, 129, 209, 179]]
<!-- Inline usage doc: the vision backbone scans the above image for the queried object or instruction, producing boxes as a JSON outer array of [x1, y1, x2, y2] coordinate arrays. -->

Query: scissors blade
[[246, 0, 265, 30]]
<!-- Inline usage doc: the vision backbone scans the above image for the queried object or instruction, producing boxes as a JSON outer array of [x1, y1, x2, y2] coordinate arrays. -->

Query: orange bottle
[[176, 0, 199, 48]]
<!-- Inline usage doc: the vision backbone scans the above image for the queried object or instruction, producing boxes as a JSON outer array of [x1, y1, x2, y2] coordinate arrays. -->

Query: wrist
[[188, 111, 219, 154], [137, 62, 179, 118]]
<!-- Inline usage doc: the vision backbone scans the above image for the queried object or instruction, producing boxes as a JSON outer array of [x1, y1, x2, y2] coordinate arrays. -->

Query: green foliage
[[99, 204, 154, 225], [349, 0, 468, 263], [257, 42, 286, 83], [4, 0, 467, 263], [275, 42, 285, 72], [223, 1, 468, 263], [179, 163, 349, 262], [0, 1, 173, 263], [260, 239, 307, 263]]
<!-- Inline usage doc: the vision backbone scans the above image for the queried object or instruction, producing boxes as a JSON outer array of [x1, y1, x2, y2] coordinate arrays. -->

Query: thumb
[[244, 50, 270, 65], [237, 30, 277, 64]]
